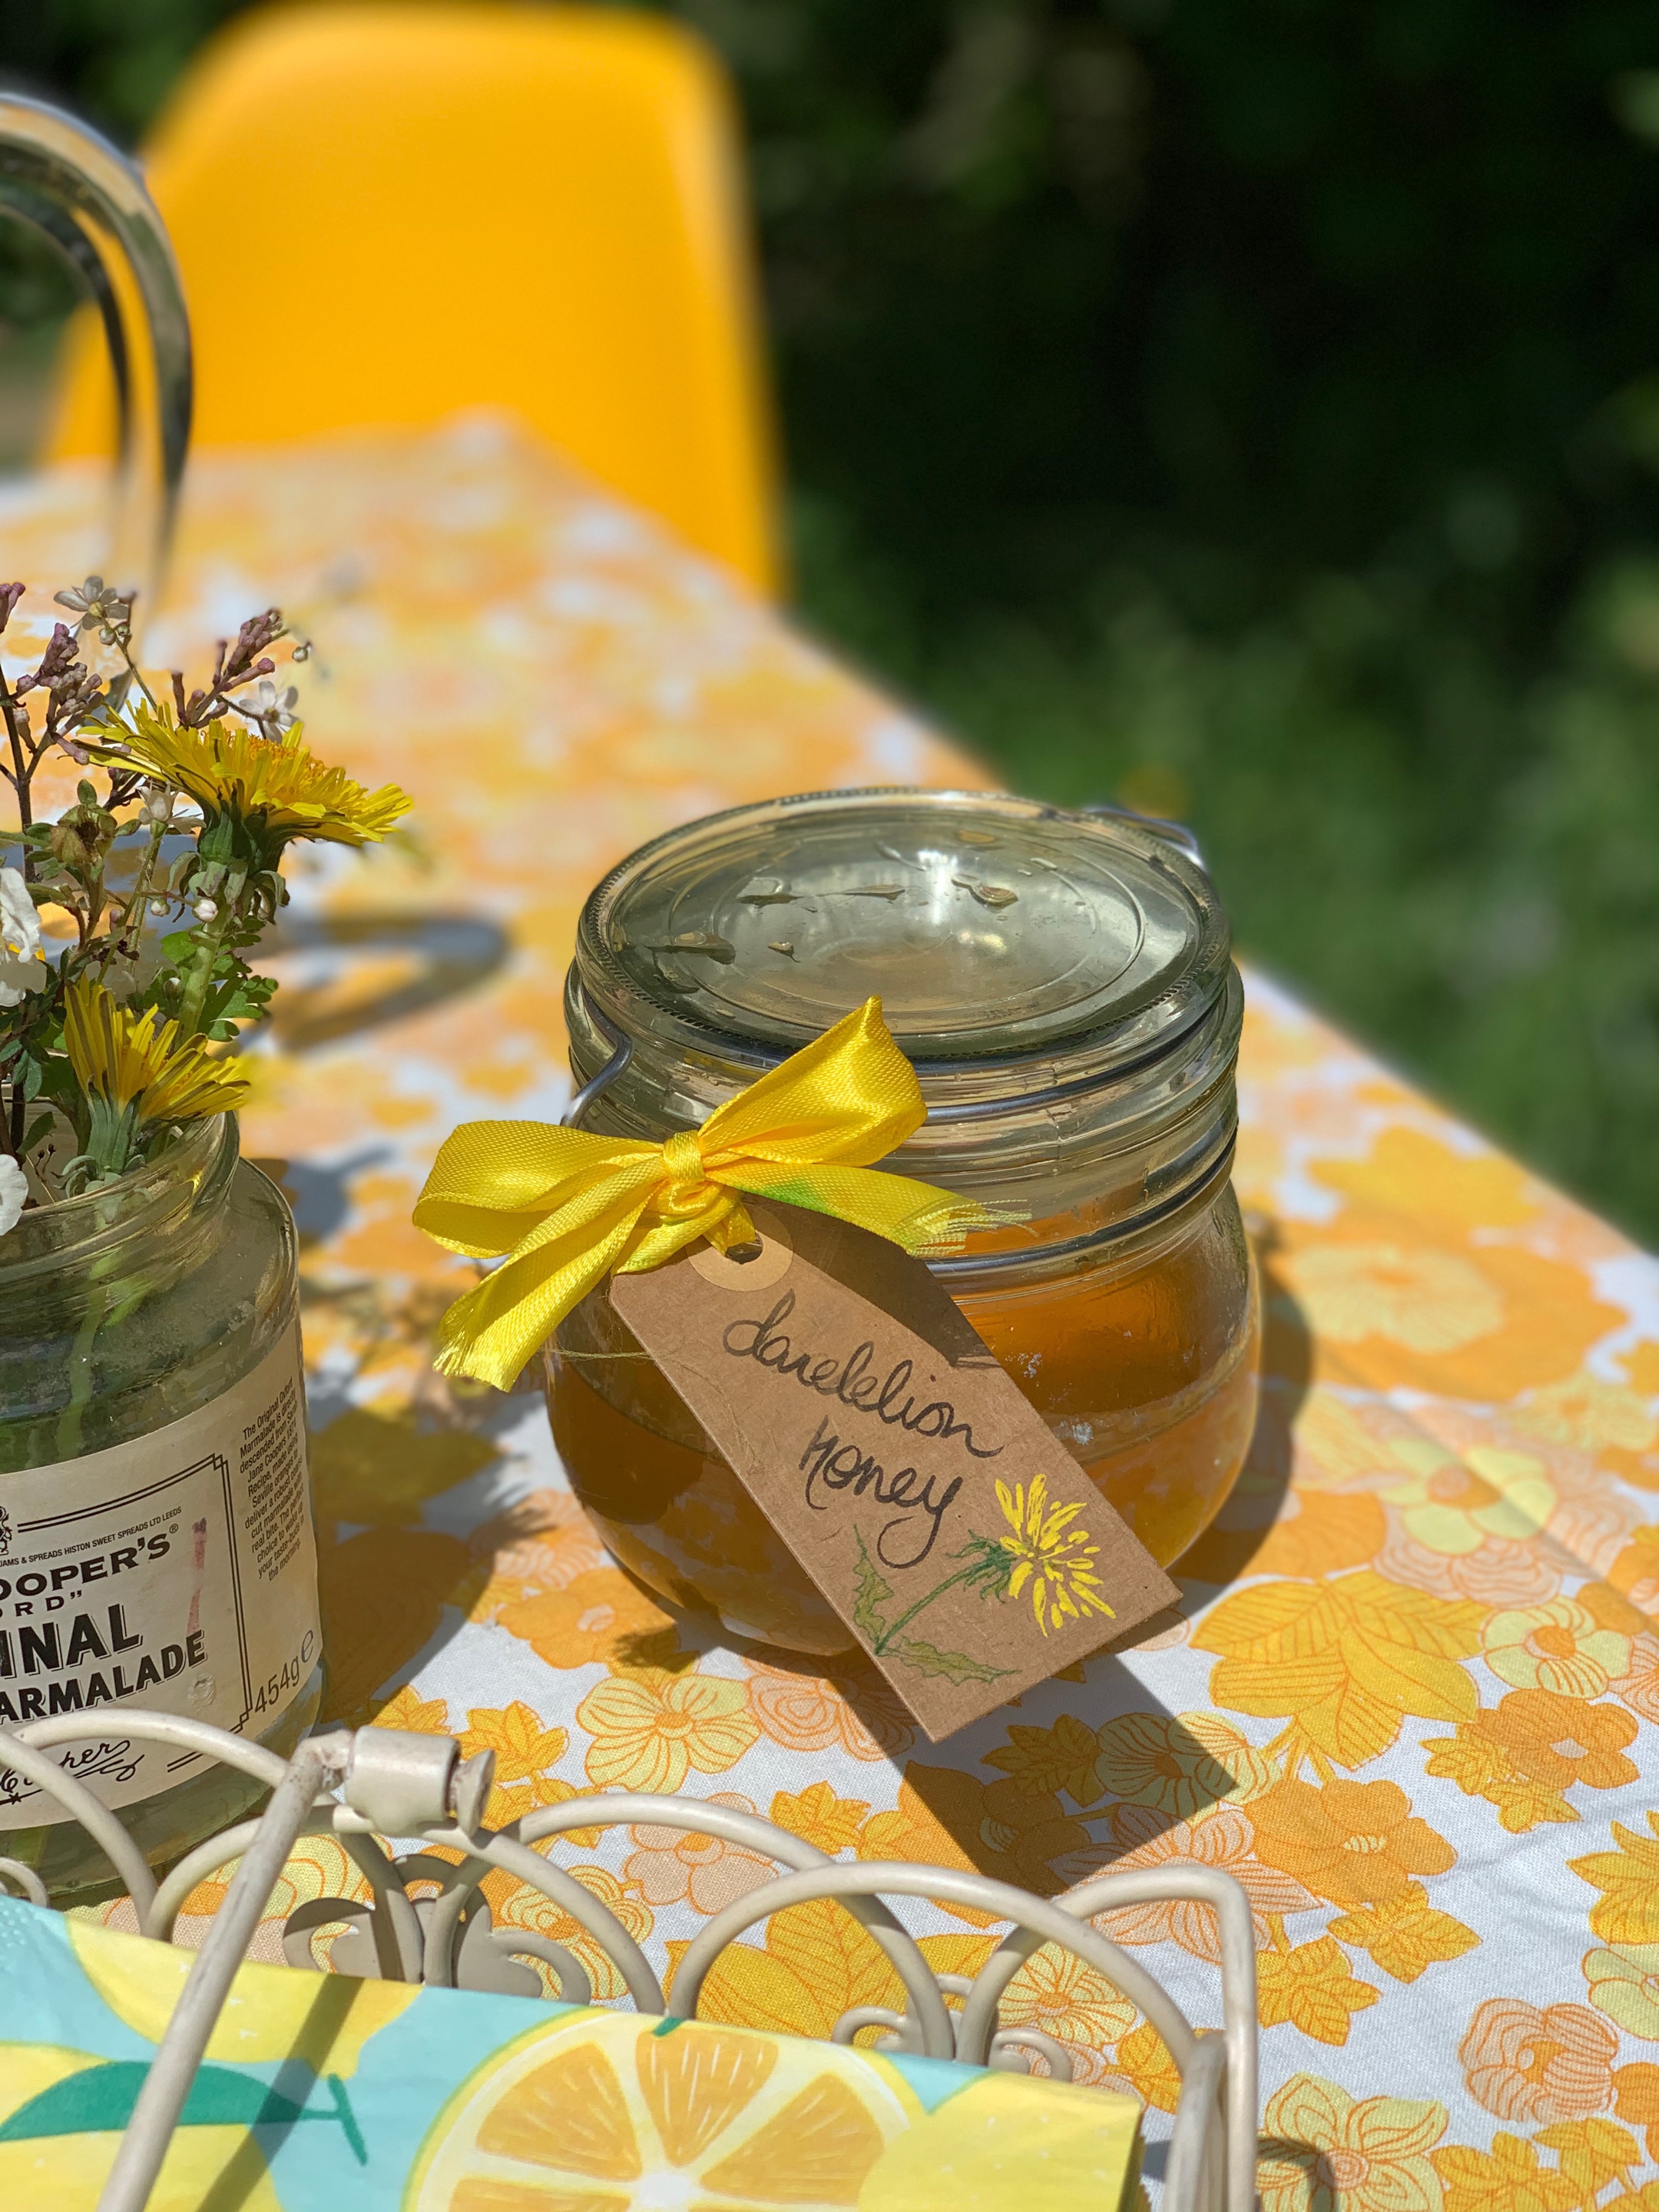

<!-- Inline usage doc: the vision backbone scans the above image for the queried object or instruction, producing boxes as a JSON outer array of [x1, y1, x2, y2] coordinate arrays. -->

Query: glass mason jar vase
[[0, 1114, 322, 1899], [548, 789, 1261, 1657]]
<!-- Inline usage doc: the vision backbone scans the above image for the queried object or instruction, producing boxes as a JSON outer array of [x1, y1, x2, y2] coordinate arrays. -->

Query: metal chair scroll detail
[[0, 1714, 1257, 2212]]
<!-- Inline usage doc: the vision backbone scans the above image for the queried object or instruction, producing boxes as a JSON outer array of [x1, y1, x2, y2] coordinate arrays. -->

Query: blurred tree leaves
[[12, 0, 1659, 1233], [12, 0, 1659, 624]]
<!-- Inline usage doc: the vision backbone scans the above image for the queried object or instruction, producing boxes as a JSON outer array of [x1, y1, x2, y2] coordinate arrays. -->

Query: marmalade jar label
[[0, 1324, 320, 1827]]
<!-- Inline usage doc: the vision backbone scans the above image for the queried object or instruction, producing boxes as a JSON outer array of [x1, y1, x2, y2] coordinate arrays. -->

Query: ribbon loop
[[414, 996, 1001, 1389], [658, 1129, 714, 1213]]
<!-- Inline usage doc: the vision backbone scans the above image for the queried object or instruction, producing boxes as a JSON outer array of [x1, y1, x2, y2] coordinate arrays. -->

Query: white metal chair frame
[[0, 1713, 1257, 2212]]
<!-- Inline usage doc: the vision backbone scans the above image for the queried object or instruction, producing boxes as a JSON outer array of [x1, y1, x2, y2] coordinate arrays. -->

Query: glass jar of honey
[[548, 789, 1259, 1657]]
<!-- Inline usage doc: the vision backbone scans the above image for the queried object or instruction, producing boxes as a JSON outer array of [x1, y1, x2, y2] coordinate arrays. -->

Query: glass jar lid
[[575, 788, 1229, 1068]]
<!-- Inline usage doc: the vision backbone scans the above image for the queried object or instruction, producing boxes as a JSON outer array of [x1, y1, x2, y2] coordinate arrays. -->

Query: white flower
[[239, 677, 299, 739], [53, 574, 132, 638], [0, 868, 47, 1008], [0, 1156, 24, 1237]]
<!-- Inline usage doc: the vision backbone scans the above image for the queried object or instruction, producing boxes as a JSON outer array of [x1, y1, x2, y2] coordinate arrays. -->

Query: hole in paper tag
[[688, 1204, 796, 1290]]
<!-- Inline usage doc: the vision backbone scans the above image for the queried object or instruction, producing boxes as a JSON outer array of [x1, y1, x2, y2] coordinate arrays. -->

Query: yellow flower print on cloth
[[1257, 2071, 1447, 2212], [1484, 1600, 1633, 1701], [575, 1665, 759, 1793], [1282, 1240, 1504, 1353], [1583, 1942, 1659, 2040], [1379, 1436, 1558, 1556]]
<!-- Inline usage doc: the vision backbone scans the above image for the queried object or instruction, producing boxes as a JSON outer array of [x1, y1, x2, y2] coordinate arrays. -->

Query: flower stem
[[872, 1561, 982, 1654], [0, 674, 32, 863], [98, 815, 168, 980], [175, 901, 234, 1041]]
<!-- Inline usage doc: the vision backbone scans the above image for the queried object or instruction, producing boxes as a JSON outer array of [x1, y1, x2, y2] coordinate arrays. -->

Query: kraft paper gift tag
[[611, 1201, 1179, 1740]]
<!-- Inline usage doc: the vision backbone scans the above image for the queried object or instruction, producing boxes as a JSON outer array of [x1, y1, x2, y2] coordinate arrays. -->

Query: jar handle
[[1079, 800, 1205, 871], [0, 94, 191, 645]]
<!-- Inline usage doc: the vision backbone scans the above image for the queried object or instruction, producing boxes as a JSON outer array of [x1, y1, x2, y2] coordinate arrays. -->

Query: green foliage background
[[7, 1, 1659, 1234]]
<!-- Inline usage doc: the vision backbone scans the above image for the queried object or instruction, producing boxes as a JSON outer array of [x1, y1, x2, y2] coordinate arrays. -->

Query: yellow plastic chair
[[50, 2, 782, 595]]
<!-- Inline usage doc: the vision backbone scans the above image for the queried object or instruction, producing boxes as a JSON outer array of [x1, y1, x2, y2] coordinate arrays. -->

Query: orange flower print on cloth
[[472, 1488, 608, 1603], [1613, 1634, 1659, 1724], [623, 1792, 777, 1916], [1484, 1601, 1633, 1701], [496, 1566, 677, 1668], [1096, 1804, 1317, 1959], [1461, 1998, 1619, 2124], [743, 1660, 915, 1763], [1257, 2071, 1447, 2212], [1089, 1709, 1277, 1816], [1425, 1691, 1640, 1833], [856, 1766, 1104, 1905], [575, 1664, 759, 1793], [1249, 1777, 1455, 1906]]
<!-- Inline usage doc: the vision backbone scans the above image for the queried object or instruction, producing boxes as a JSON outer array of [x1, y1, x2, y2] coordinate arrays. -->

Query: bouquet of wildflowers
[[0, 579, 409, 1233]]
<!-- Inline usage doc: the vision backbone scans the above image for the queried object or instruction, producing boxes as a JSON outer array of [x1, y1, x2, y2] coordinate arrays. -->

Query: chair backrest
[[49, 2, 782, 595]]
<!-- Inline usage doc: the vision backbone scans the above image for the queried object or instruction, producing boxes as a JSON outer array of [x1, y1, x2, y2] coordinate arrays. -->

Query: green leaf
[[853, 1531, 892, 1644], [200, 965, 277, 1040], [894, 1638, 1013, 1684]]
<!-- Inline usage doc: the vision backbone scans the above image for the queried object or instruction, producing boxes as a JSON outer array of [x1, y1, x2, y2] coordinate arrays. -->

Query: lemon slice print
[[405, 2010, 920, 2212]]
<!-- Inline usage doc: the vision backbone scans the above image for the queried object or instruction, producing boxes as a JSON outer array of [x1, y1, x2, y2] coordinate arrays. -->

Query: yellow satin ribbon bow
[[414, 996, 995, 1388]]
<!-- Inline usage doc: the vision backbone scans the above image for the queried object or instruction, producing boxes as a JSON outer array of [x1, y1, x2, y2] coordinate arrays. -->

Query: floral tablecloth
[[9, 414, 1659, 2212]]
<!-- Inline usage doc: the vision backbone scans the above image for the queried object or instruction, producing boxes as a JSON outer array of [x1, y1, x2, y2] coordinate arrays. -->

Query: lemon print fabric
[[857, 2069, 1142, 2212], [406, 2008, 921, 2212], [0, 1893, 1144, 2212], [65, 1912, 417, 2074], [0, 2051, 294, 2212]]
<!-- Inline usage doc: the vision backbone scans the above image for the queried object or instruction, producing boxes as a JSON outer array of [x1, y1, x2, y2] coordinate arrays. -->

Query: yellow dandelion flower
[[85, 702, 409, 858], [995, 1473, 1116, 1637], [64, 975, 251, 1128]]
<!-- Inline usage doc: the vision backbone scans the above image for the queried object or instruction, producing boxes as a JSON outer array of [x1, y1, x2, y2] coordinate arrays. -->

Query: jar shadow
[[1168, 1224, 1313, 1594], [306, 1399, 515, 1730], [594, 1228, 1320, 1896]]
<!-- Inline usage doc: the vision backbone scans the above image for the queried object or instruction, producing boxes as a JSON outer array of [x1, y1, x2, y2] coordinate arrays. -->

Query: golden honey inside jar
[[550, 788, 1260, 1657]]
